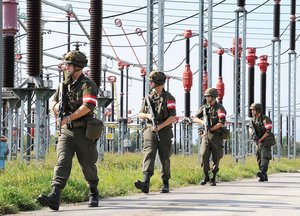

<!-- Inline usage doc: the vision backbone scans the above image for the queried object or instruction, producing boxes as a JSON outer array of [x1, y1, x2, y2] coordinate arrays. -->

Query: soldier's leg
[[210, 142, 223, 186], [37, 129, 74, 210], [135, 128, 158, 193], [158, 128, 172, 193], [260, 147, 272, 182], [75, 128, 99, 207], [199, 137, 211, 185], [256, 147, 265, 181]]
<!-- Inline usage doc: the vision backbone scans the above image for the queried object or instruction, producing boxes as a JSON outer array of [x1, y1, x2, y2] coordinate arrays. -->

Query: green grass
[[0, 149, 300, 215]]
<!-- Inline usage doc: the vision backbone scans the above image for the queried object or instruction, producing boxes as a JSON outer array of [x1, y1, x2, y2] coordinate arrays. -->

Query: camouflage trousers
[[51, 127, 99, 189], [256, 145, 272, 173], [199, 134, 223, 174], [142, 126, 173, 181]]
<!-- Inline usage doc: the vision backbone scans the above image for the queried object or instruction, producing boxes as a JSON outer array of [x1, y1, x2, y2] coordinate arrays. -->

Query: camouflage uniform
[[140, 89, 176, 181], [195, 102, 226, 184], [51, 73, 99, 189], [251, 114, 275, 181]]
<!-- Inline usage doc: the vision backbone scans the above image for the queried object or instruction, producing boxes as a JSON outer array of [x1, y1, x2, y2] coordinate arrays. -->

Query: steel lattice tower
[[232, 2, 247, 162], [287, 0, 296, 159], [271, 1, 282, 159]]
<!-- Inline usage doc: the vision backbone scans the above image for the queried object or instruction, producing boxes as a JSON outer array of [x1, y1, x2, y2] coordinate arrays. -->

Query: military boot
[[88, 187, 99, 207], [264, 173, 268, 182], [200, 172, 210, 185], [135, 173, 150, 194], [257, 171, 265, 182], [160, 180, 169, 193], [210, 173, 217, 186], [37, 186, 61, 211]]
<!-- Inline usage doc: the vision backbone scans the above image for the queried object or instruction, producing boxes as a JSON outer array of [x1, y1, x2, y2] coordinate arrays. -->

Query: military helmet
[[204, 88, 218, 98], [63, 51, 88, 68], [250, 103, 263, 113], [148, 70, 166, 85]]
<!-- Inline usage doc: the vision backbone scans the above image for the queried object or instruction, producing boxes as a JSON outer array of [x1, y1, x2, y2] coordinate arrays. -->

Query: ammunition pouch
[[85, 117, 104, 140], [62, 120, 86, 129], [220, 126, 230, 140], [262, 136, 276, 147]]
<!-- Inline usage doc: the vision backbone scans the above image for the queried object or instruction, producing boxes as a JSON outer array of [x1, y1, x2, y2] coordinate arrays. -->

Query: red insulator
[[216, 77, 225, 102], [246, 48, 257, 68], [30, 127, 35, 139], [182, 64, 193, 92], [140, 67, 146, 76], [118, 61, 124, 70], [231, 38, 242, 58], [258, 55, 269, 73], [2, 0, 18, 35], [183, 29, 192, 38], [217, 48, 224, 55], [108, 76, 117, 83]]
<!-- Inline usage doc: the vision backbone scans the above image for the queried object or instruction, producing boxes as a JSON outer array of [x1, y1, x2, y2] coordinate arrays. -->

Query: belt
[[62, 120, 86, 129]]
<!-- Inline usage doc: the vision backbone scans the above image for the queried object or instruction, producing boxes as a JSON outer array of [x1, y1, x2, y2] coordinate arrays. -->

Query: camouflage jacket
[[140, 89, 176, 126], [251, 114, 274, 139], [53, 73, 98, 118], [195, 102, 226, 134]]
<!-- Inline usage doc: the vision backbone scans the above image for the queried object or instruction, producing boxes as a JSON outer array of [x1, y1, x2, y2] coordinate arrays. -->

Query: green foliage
[[0, 149, 300, 215]]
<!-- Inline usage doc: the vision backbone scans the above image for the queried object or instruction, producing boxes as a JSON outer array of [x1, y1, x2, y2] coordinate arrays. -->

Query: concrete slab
[[11, 172, 300, 216]]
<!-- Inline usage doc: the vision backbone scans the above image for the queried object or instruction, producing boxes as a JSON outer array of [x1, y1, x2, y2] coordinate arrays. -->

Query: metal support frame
[[287, 51, 296, 159], [12, 86, 54, 161], [271, 39, 281, 158], [180, 119, 192, 156], [232, 6, 247, 162]]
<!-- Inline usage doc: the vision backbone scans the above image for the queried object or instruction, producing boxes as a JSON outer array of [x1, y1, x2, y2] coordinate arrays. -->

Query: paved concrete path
[[12, 172, 300, 216]]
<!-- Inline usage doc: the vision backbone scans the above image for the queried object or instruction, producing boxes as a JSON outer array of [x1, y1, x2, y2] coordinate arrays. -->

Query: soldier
[[135, 71, 176, 194], [193, 88, 226, 186], [37, 50, 100, 210], [249, 103, 275, 182]]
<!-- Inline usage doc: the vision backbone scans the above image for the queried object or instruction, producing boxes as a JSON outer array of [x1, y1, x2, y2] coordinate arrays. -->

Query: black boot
[[88, 187, 99, 207], [160, 180, 169, 193], [135, 172, 150, 193], [200, 172, 210, 185], [264, 173, 268, 182], [210, 173, 217, 186], [37, 186, 61, 211], [257, 171, 265, 182]]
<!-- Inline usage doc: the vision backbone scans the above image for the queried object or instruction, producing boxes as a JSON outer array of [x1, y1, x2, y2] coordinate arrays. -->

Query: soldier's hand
[[51, 102, 60, 117], [146, 114, 152, 120]]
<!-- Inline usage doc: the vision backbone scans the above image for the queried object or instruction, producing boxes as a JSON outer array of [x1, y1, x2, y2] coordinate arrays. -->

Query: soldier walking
[[193, 88, 226, 186], [249, 103, 275, 182], [135, 71, 176, 193], [37, 50, 100, 210]]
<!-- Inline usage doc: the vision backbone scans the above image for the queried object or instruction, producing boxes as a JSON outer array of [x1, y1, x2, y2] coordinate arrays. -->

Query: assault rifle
[[202, 104, 210, 134], [58, 74, 66, 135], [249, 120, 259, 142], [145, 96, 160, 141]]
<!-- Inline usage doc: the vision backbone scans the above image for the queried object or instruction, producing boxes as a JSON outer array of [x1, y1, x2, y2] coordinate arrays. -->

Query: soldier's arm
[[50, 86, 60, 117], [138, 97, 151, 120], [210, 108, 226, 132], [193, 107, 204, 125], [62, 82, 97, 125], [157, 96, 176, 131], [258, 118, 272, 143]]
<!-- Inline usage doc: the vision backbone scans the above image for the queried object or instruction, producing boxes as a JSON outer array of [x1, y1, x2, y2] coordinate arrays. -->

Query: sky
[[16, 0, 300, 140]]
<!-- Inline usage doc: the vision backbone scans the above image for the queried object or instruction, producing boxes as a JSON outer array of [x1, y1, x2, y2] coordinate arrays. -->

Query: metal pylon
[[232, 5, 247, 162], [287, 51, 296, 159], [271, 39, 281, 158]]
